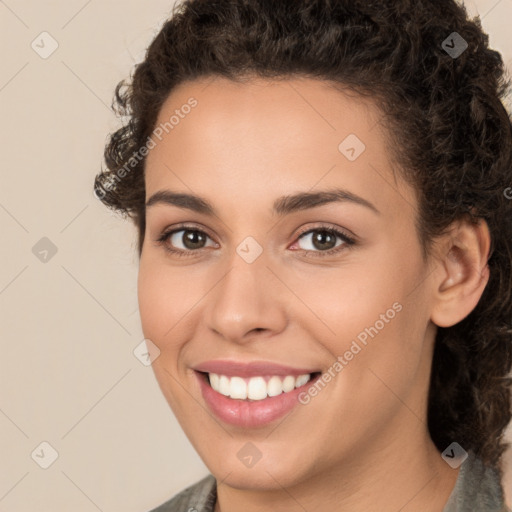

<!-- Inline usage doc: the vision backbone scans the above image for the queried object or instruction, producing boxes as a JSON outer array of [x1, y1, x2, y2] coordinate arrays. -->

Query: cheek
[[293, 256, 408, 339], [137, 258, 203, 413], [137, 256, 198, 352], [300, 246, 428, 380]]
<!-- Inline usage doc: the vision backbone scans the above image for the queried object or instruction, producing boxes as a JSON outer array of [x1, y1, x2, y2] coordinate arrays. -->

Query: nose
[[204, 250, 289, 344]]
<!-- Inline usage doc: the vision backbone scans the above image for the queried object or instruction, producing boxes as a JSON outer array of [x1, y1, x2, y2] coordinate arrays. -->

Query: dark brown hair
[[94, 0, 512, 469]]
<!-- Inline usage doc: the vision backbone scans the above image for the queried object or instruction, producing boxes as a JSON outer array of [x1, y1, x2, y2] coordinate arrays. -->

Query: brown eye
[[297, 229, 346, 252], [167, 229, 215, 251], [156, 225, 219, 257], [182, 230, 207, 249]]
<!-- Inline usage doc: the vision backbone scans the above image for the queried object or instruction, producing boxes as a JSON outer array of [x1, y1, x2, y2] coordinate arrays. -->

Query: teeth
[[230, 377, 247, 399], [267, 376, 283, 397], [247, 376, 267, 400], [219, 375, 230, 396], [208, 373, 312, 400], [282, 376, 296, 392], [209, 373, 220, 390], [295, 374, 310, 388]]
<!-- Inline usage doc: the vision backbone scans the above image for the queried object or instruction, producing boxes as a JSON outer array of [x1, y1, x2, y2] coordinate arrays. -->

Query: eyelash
[[155, 223, 356, 259]]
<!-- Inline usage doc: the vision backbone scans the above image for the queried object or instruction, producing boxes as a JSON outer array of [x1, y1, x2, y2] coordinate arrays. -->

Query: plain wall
[[0, 0, 511, 510]]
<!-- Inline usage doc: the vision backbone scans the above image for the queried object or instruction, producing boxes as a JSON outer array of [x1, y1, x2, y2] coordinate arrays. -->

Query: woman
[[94, 0, 512, 510]]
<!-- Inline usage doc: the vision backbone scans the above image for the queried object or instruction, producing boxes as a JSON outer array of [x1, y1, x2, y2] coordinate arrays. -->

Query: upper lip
[[193, 360, 319, 377]]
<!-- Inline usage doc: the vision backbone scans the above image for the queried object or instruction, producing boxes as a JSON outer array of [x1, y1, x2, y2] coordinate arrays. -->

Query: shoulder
[[443, 450, 510, 512], [147, 474, 217, 512]]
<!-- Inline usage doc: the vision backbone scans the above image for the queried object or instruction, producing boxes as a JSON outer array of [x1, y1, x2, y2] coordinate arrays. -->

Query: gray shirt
[[148, 451, 510, 511]]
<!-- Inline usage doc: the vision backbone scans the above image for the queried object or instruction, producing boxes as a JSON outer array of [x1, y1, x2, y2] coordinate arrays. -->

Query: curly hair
[[94, 0, 512, 470]]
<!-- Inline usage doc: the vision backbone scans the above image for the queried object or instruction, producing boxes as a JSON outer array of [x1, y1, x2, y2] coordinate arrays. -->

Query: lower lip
[[196, 372, 319, 428]]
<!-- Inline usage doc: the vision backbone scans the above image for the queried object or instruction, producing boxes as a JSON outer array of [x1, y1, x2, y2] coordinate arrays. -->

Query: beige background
[[0, 1, 511, 510]]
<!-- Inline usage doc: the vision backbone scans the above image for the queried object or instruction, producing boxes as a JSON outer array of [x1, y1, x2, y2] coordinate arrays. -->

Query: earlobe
[[430, 217, 491, 328]]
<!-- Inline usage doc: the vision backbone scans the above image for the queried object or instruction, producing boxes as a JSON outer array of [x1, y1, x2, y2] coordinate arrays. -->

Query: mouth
[[193, 363, 322, 428], [199, 371, 321, 401]]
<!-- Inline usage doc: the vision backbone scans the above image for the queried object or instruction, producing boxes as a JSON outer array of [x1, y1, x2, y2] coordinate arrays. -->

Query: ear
[[430, 216, 491, 328]]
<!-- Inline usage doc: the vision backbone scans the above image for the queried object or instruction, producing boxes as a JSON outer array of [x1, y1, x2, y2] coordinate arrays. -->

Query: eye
[[156, 224, 218, 257], [155, 223, 355, 258], [292, 226, 355, 256]]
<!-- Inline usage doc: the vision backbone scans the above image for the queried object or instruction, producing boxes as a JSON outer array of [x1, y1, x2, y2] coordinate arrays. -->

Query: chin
[[198, 441, 316, 491]]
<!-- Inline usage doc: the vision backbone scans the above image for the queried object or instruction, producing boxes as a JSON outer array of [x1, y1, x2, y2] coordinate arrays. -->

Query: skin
[[138, 76, 491, 511]]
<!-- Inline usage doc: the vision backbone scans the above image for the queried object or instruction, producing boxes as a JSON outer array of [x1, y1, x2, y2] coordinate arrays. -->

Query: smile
[[193, 360, 322, 427], [207, 373, 313, 400]]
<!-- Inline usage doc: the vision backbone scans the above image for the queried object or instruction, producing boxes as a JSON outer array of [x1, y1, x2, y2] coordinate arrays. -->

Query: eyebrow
[[145, 187, 380, 216]]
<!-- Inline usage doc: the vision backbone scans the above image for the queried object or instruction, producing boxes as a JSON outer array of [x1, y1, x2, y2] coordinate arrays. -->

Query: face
[[138, 76, 439, 489]]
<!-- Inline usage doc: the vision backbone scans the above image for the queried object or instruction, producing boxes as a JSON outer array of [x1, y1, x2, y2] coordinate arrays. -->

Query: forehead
[[144, 76, 415, 219], [149, 75, 382, 159]]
